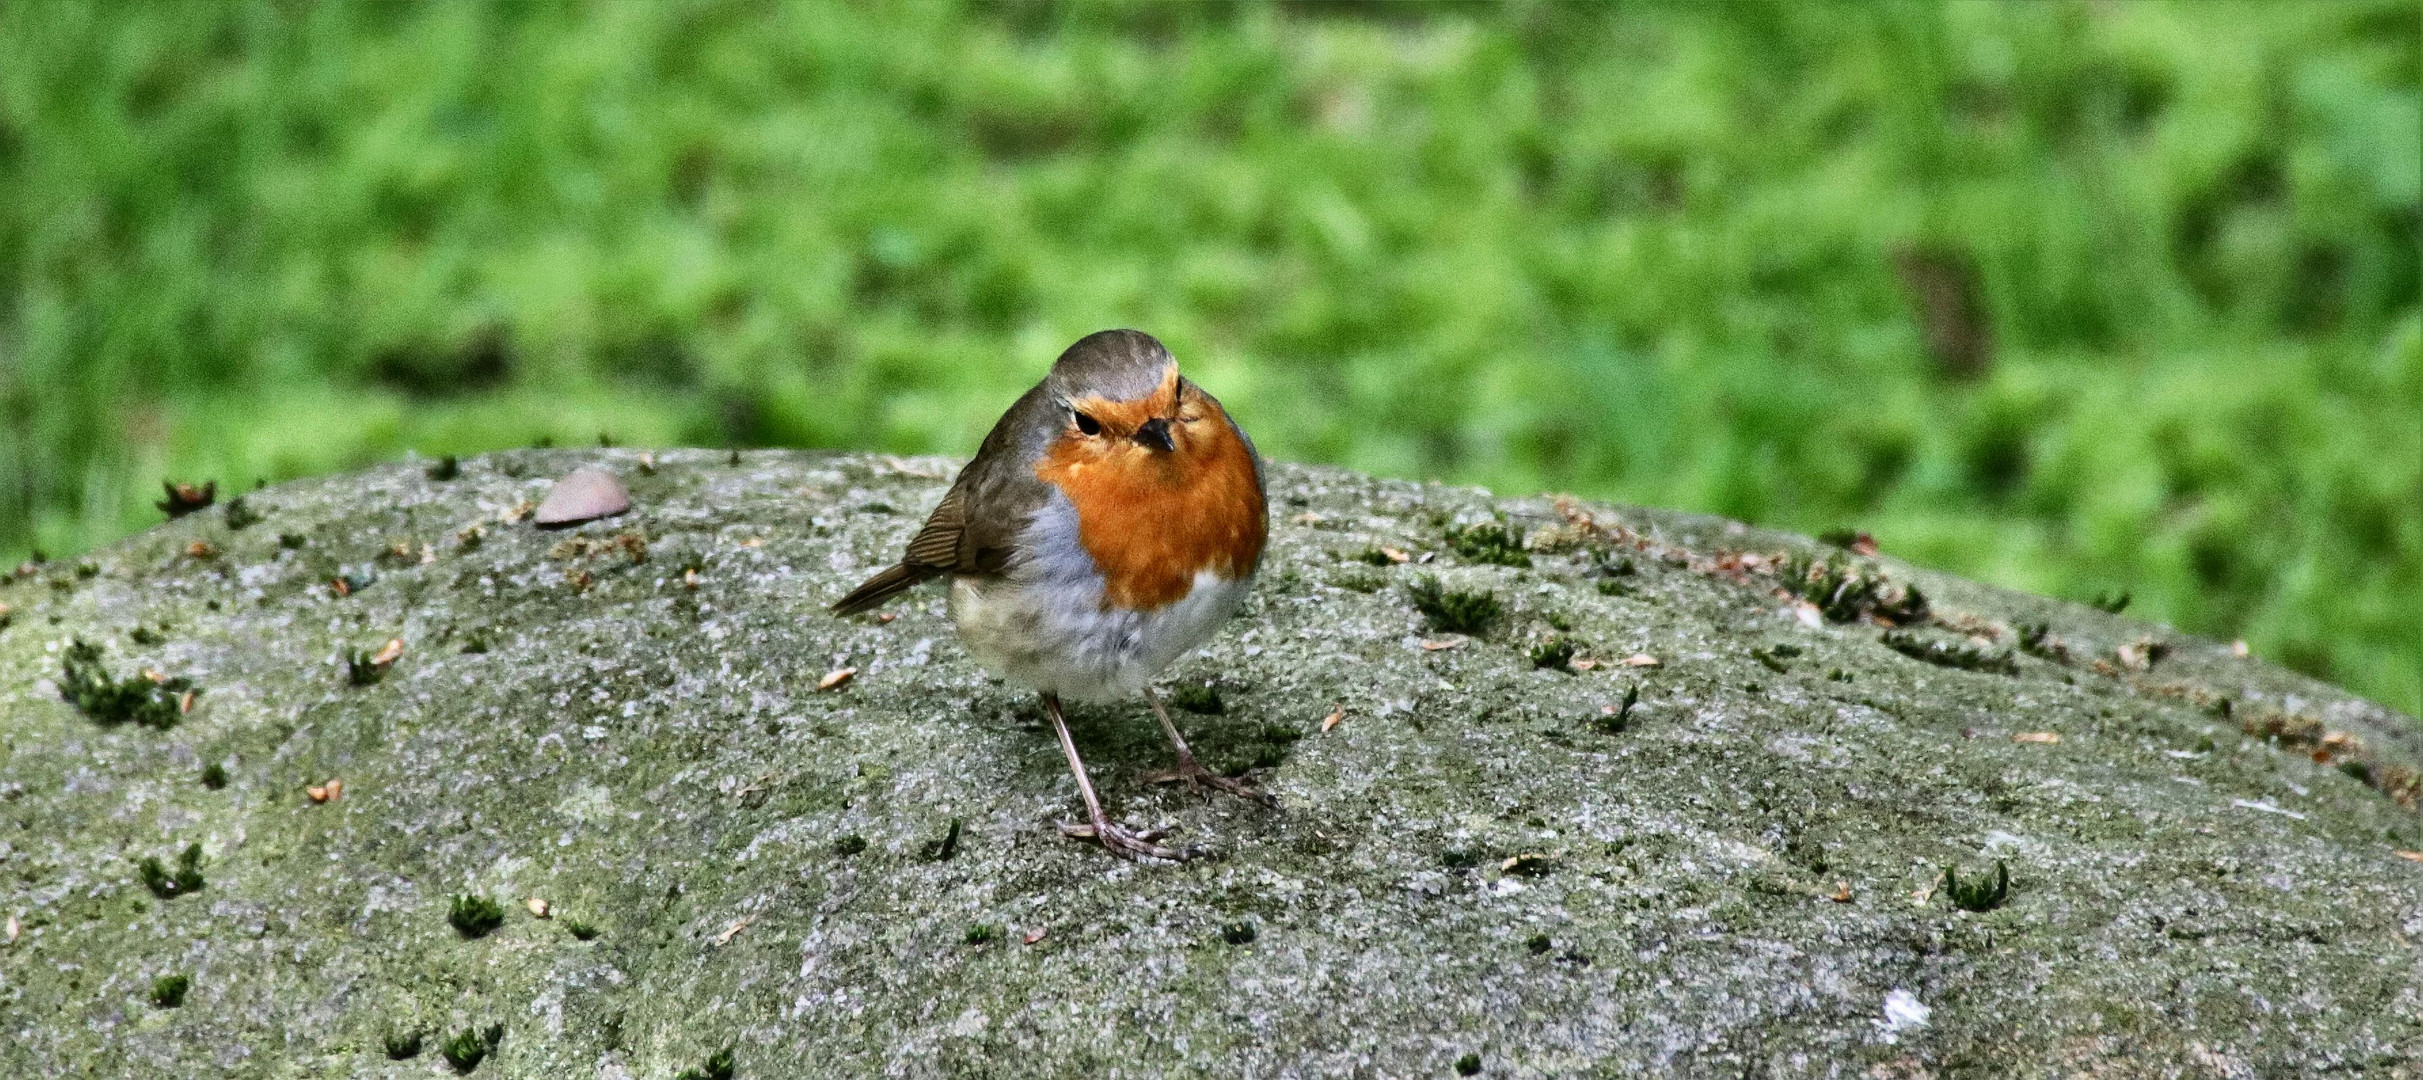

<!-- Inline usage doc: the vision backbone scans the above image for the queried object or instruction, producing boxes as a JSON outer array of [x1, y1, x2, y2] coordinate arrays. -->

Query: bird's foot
[[1145, 760, 1278, 807], [1058, 819, 1188, 862]]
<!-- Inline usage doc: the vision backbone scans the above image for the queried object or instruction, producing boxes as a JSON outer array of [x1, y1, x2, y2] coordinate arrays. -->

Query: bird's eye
[[1072, 411, 1102, 436]]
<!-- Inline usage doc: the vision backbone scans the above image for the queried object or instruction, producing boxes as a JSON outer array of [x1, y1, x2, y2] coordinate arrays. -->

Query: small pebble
[[534, 468, 629, 528]]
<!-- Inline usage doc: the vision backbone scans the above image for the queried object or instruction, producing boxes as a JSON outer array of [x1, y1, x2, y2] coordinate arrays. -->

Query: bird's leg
[[1142, 688, 1276, 806], [1044, 693, 1184, 862]]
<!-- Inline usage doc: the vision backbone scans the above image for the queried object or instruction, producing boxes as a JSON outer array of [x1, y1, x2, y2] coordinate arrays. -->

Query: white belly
[[950, 569, 1249, 702]]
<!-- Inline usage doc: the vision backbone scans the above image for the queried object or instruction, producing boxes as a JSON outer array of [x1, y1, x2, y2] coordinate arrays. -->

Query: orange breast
[[1033, 403, 1267, 611]]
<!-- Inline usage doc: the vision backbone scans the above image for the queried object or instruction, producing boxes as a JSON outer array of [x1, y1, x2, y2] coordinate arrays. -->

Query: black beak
[[1134, 417, 1174, 453]]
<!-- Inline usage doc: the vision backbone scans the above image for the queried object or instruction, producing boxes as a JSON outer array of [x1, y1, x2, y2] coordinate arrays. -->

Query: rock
[[532, 467, 629, 527], [0, 449, 2415, 1077]]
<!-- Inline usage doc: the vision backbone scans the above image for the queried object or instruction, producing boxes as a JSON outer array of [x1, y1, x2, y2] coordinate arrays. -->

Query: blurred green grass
[[1, 1, 2416, 714]]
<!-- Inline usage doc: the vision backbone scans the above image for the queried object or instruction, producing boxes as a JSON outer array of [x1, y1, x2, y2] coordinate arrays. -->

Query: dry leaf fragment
[[526, 898, 551, 919], [1827, 882, 1853, 903], [1420, 637, 1467, 651], [371, 638, 405, 667], [2394, 850, 2423, 864], [739, 537, 764, 549], [2114, 637, 2170, 671], [142, 668, 168, 684], [2012, 732, 2061, 745], [177, 690, 195, 715], [735, 771, 787, 810], [714, 914, 756, 945], [816, 667, 857, 691], [1021, 927, 1048, 945], [1378, 546, 1411, 563], [1500, 852, 1554, 876], [1570, 658, 1600, 671], [186, 541, 217, 559], [500, 500, 535, 524], [4, 912, 16, 945], [307, 779, 341, 803], [1620, 654, 1661, 667], [877, 454, 952, 479], [1292, 512, 1325, 525], [329, 576, 351, 598], [1320, 706, 1345, 732]]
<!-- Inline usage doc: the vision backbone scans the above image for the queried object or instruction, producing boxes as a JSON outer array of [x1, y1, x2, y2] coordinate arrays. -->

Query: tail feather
[[831, 563, 939, 616]]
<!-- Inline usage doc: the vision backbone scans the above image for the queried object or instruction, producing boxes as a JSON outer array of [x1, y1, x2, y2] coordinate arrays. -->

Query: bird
[[832, 329, 1270, 861]]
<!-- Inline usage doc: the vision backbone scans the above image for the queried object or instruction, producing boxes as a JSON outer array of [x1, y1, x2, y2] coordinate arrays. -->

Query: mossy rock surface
[[1, 449, 2417, 1077]]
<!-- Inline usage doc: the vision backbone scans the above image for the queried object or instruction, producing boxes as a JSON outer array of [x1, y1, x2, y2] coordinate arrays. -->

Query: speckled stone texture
[[1, 449, 2417, 1078]]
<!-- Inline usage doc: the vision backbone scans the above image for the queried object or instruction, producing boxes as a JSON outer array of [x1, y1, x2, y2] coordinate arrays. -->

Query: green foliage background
[[1, 1, 2416, 713]]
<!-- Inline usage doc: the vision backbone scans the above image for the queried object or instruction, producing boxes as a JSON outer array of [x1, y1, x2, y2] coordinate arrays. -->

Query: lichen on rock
[[0, 449, 2416, 1076]]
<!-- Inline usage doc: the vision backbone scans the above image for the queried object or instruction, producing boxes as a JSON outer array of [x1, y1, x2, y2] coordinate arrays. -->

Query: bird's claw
[[1146, 763, 1278, 808], [1059, 819, 1187, 862]]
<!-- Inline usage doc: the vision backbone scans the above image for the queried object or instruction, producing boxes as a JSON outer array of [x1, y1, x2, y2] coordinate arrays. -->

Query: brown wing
[[830, 387, 1053, 615], [829, 488, 967, 616], [904, 487, 969, 567]]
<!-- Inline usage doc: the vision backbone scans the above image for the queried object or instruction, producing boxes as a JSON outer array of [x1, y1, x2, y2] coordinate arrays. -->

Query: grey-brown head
[[1043, 329, 1176, 406]]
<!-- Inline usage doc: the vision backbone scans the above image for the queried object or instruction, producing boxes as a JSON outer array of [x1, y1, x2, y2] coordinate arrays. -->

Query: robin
[[832, 329, 1270, 861]]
